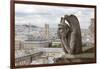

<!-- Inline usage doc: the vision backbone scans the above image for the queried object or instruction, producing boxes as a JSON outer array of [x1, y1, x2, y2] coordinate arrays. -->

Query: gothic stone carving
[[58, 15, 82, 54]]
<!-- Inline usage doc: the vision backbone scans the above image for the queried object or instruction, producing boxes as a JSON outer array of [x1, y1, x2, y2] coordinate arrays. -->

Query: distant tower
[[89, 18, 94, 36], [89, 18, 94, 43], [29, 23, 31, 33], [45, 24, 49, 40]]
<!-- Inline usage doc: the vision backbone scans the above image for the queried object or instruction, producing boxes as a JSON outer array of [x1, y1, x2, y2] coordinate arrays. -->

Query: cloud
[[15, 4, 94, 29]]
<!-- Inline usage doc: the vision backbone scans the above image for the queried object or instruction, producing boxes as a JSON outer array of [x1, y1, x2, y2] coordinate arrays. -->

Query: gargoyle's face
[[58, 24, 70, 38], [58, 24, 69, 33]]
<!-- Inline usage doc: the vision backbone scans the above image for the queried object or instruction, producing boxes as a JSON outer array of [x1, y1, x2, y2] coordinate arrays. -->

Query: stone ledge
[[62, 53, 94, 59]]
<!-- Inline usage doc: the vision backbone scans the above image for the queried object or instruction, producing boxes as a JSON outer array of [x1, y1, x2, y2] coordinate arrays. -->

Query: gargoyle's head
[[58, 17, 71, 38]]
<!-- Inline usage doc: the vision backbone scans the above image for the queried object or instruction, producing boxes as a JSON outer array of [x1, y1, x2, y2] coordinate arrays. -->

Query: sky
[[15, 4, 94, 29]]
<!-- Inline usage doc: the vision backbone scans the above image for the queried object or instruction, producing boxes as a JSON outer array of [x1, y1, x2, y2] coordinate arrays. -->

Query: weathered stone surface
[[62, 53, 94, 59], [57, 15, 82, 54], [54, 46, 95, 64], [57, 17, 72, 53], [54, 53, 95, 64]]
